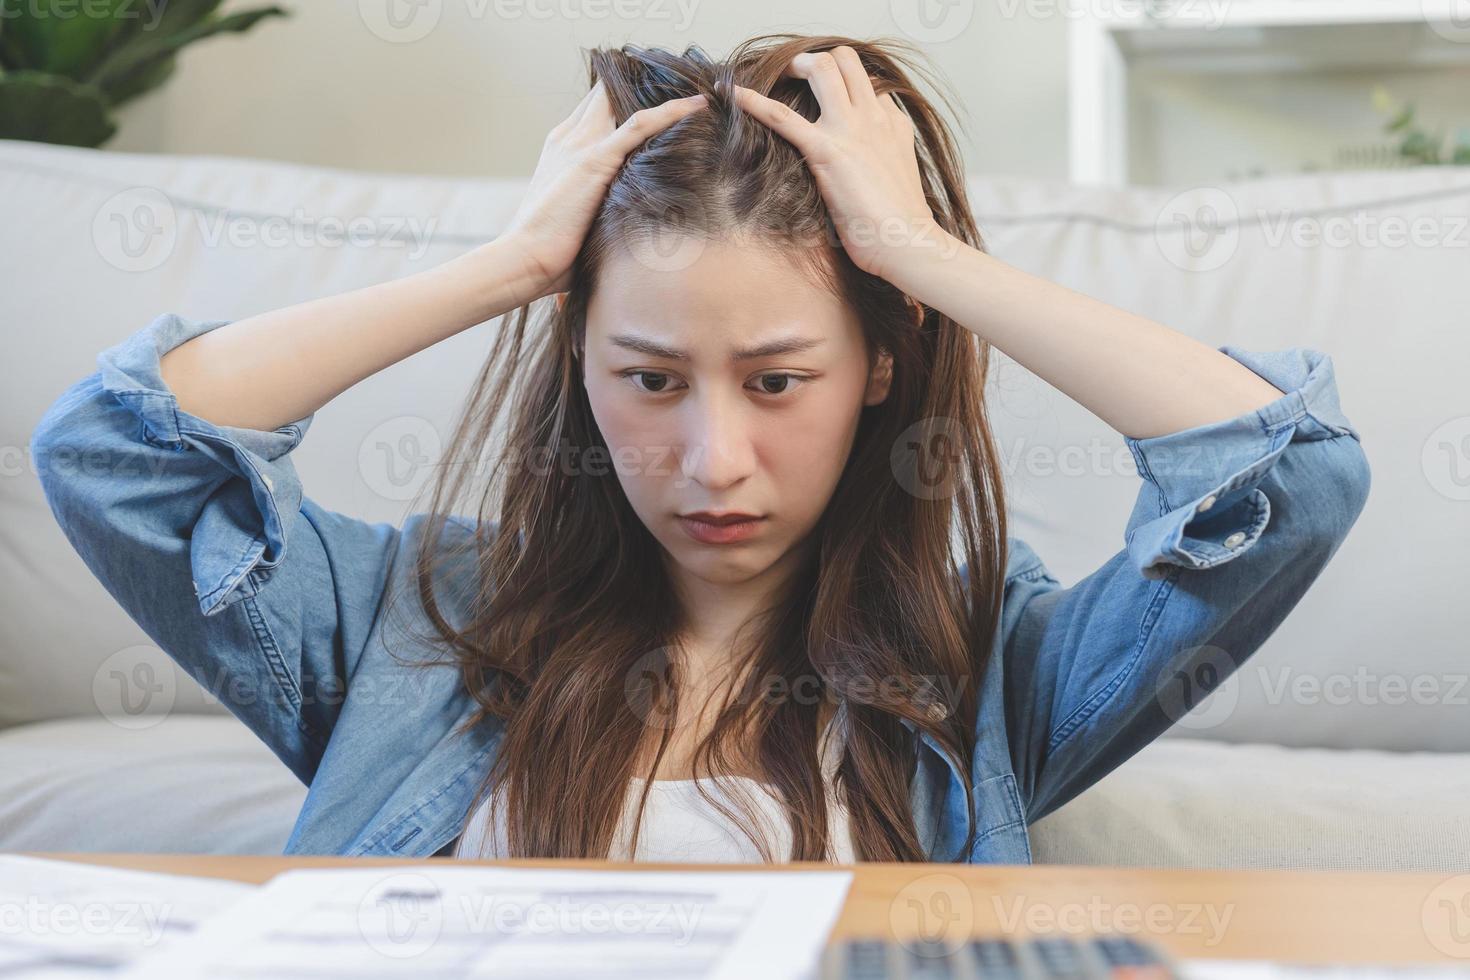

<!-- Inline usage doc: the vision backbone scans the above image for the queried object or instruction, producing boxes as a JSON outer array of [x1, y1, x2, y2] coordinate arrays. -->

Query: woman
[[31, 34, 1370, 863]]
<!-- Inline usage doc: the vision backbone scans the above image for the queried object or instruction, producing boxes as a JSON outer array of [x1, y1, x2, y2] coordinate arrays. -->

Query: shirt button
[[1196, 494, 1217, 513], [1224, 531, 1246, 548]]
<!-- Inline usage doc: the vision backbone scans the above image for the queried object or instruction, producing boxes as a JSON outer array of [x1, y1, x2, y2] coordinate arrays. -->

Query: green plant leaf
[[0, 70, 115, 146], [105, 53, 177, 107], [1384, 105, 1415, 134], [89, 6, 287, 104], [0, 0, 136, 78], [149, 0, 228, 35], [86, 0, 225, 81]]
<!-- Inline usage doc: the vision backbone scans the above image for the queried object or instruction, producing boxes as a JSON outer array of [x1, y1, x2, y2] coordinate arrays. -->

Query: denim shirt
[[30, 313, 1372, 863]]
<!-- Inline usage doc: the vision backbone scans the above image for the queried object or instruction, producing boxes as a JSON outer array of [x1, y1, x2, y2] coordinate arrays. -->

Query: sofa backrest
[[4, 140, 1466, 750]]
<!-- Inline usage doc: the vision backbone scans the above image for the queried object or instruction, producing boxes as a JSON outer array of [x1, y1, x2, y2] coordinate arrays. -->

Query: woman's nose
[[680, 397, 756, 491]]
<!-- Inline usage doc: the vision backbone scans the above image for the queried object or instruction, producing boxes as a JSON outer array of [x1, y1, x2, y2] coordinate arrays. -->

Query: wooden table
[[28, 853, 1470, 965]]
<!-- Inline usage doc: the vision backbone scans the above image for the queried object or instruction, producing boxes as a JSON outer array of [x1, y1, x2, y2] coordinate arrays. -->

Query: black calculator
[[821, 934, 1184, 980]]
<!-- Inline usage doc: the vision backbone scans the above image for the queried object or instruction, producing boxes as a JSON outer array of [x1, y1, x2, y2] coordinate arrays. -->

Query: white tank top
[[454, 711, 856, 863]]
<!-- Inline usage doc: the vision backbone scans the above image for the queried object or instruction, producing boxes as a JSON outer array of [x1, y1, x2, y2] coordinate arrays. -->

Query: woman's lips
[[677, 514, 767, 544]]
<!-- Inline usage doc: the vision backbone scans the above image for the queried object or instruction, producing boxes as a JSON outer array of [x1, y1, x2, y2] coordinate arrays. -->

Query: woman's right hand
[[501, 80, 709, 301]]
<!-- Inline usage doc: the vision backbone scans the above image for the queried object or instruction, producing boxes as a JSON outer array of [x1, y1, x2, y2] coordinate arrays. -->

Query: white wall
[[108, 0, 1071, 180]]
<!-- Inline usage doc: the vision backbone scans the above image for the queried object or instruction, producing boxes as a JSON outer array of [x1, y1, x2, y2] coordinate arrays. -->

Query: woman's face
[[582, 238, 892, 588]]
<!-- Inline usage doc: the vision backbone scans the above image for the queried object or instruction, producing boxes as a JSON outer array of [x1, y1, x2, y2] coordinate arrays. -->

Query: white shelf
[[1068, 0, 1470, 183]]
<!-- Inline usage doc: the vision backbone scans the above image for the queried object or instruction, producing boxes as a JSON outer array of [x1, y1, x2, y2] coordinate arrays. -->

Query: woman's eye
[[623, 371, 681, 394], [751, 373, 805, 396], [619, 371, 807, 396]]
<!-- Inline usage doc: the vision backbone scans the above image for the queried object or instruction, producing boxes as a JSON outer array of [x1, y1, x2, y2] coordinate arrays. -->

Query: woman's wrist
[[879, 222, 971, 309], [448, 235, 557, 322]]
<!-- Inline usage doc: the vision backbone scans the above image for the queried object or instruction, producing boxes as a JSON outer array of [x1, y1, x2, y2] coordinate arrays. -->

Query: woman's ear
[[904, 294, 925, 329], [864, 345, 893, 406]]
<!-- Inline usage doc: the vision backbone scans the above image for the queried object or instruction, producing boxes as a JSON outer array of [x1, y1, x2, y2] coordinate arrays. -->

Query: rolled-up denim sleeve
[[999, 346, 1371, 824], [1123, 346, 1363, 579], [94, 312, 316, 616], [30, 312, 407, 783]]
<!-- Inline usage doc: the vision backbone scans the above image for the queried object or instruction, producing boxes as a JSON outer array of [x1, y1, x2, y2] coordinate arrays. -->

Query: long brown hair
[[397, 33, 1008, 862]]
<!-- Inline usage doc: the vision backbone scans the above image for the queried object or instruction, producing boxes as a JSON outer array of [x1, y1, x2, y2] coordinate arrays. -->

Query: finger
[[731, 85, 822, 157], [829, 45, 879, 112], [781, 50, 852, 120], [575, 79, 616, 137], [566, 79, 603, 128], [882, 92, 912, 129], [599, 93, 708, 160]]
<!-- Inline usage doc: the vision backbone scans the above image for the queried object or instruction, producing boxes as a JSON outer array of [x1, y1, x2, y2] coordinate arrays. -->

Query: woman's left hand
[[730, 46, 954, 287]]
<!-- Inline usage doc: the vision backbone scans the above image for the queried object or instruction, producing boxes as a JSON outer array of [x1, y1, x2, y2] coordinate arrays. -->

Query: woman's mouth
[[677, 513, 767, 544]]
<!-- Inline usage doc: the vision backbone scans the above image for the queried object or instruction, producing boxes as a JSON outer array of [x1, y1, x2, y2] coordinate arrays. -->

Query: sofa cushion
[[0, 715, 305, 854], [1030, 737, 1470, 873], [3, 714, 1463, 871]]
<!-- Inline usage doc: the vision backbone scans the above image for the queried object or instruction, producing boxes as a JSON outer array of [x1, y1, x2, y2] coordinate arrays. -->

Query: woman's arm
[[733, 48, 1285, 440], [883, 245, 1288, 441], [159, 81, 709, 433], [157, 240, 542, 432]]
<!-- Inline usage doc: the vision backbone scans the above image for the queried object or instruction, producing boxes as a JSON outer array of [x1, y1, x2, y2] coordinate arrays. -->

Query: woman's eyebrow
[[607, 333, 827, 362]]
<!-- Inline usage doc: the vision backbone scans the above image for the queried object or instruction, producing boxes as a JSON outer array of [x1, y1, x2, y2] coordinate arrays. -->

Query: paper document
[[0, 854, 255, 978], [1184, 962, 1470, 980], [114, 865, 854, 980]]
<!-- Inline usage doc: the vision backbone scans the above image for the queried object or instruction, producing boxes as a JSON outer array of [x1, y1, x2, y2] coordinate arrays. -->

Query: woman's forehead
[[587, 241, 858, 349]]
